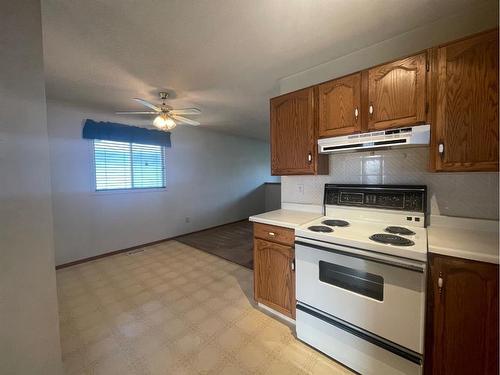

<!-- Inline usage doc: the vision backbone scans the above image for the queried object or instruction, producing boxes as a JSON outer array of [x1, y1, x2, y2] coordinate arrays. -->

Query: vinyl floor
[[57, 240, 352, 374]]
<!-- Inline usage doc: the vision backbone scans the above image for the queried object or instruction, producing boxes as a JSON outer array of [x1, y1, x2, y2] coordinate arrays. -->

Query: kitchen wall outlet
[[297, 184, 304, 195], [185, 217, 190, 223]]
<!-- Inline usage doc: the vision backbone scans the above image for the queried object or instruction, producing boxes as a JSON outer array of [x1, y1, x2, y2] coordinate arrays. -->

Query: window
[[319, 261, 384, 301], [93, 140, 165, 191]]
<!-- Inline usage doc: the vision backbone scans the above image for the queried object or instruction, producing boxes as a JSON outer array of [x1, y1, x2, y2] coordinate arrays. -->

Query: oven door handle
[[295, 238, 426, 273]]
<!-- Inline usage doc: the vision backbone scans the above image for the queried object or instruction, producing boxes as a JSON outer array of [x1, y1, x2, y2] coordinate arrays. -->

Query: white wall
[[47, 102, 277, 265], [0, 1, 62, 374], [280, 0, 499, 94], [280, 2, 499, 220]]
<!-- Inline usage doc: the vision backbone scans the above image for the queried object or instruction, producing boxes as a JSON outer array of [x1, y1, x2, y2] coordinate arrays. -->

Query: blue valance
[[82, 119, 171, 147]]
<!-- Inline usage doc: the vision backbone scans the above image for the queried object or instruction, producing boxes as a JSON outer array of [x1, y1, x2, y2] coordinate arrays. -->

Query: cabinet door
[[318, 73, 362, 137], [253, 238, 295, 318], [367, 53, 427, 130], [426, 255, 499, 375], [432, 30, 499, 172], [270, 87, 326, 175]]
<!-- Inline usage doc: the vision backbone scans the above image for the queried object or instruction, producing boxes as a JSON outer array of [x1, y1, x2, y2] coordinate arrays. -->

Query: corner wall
[[0, 1, 62, 373], [280, 0, 499, 94], [47, 102, 277, 265]]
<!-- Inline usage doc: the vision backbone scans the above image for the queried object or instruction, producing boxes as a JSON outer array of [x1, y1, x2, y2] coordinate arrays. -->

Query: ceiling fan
[[116, 91, 201, 131]]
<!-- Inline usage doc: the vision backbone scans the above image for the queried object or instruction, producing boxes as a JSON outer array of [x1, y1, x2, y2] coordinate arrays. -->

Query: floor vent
[[127, 249, 145, 256]]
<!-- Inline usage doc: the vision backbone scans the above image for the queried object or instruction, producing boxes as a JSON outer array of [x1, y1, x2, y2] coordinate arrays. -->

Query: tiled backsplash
[[282, 148, 499, 220]]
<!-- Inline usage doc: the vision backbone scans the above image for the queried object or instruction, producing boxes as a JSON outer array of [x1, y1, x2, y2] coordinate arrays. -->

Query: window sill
[[92, 187, 168, 196]]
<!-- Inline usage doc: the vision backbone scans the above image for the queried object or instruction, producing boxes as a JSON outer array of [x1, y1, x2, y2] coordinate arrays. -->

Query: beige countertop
[[249, 205, 322, 229], [428, 215, 499, 264]]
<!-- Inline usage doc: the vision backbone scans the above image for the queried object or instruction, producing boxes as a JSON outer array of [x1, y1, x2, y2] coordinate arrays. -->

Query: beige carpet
[[57, 240, 352, 374]]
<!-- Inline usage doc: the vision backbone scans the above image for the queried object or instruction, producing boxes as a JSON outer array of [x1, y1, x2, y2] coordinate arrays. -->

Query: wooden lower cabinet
[[425, 254, 499, 375], [253, 224, 295, 319]]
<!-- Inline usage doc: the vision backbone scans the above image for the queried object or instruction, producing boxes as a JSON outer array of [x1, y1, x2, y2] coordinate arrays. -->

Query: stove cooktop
[[385, 226, 416, 236], [322, 219, 350, 227], [296, 215, 427, 261], [296, 184, 428, 261], [308, 225, 334, 233], [369, 233, 415, 246]]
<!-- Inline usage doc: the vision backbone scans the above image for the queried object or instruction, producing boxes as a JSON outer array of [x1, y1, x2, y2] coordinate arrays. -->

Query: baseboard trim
[[55, 218, 249, 270], [258, 303, 296, 325]]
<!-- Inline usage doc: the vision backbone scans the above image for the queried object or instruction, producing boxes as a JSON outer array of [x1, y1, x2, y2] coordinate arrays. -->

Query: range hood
[[318, 124, 430, 154]]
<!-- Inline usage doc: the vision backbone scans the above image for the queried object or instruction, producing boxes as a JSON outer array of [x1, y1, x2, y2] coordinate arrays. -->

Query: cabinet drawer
[[254, 223, 294, 246]]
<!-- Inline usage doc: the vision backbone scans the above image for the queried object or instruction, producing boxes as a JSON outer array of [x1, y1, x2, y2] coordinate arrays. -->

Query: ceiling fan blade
[[116, 111, 158, 115], [172, 115, 200, 126], [132, 98, 161, 112], [169, 108, 201, 115]]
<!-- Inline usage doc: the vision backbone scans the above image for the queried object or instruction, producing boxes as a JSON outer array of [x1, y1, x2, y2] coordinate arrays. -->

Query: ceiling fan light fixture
[[153, 114, 176, 130], [117, 92, 200, 128]]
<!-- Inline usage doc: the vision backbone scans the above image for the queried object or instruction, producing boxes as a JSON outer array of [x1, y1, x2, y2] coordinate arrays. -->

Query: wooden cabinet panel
[[425, 254, 499, 375], [253, 238, 295, 318], [368, 53, 427, 130], [269, 31, 498, 174], [270, 87, 327, 175], [318, 73, 362, 137], [432, 30, 499, 172], [253, 223, 294, 246]]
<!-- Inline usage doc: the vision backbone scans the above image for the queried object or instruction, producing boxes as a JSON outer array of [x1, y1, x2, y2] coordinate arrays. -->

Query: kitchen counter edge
[[249, 207, 323, 230], [428, 215, 499, 264]]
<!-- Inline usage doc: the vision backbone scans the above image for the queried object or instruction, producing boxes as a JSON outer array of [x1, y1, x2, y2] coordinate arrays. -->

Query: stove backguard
[[324, 184, 427, 214]]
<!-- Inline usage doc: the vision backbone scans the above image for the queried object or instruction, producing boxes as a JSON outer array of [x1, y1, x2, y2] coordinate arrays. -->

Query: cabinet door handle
[[438, 143, 445, 159], [291, 259, 295, 271], [268, 232, 275, 236], [438, 273, 444, 295], [307, 152, 312, 163], [354, 107, 359, 121], [369, 104, 374, 117]]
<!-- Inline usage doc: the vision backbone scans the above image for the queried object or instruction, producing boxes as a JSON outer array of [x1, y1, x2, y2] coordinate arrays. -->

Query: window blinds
[[94, 140, 165, 191]]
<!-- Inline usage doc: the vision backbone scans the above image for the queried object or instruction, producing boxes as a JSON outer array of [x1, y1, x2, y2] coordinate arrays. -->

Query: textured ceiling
[[41, 0, 487, 140]]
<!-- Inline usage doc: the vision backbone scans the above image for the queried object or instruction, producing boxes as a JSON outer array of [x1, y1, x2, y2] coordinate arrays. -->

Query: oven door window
[[319, 261, 384, 301]]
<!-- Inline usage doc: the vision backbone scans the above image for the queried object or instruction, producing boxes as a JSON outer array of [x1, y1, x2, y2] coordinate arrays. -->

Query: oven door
[[295, 238, 426, 353]]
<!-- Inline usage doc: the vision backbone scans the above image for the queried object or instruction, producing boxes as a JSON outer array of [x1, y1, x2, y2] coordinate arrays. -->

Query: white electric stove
[[295, 184, 428, 375]]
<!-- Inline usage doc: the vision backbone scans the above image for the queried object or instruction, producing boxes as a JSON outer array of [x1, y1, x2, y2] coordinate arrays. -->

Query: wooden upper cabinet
[[268, 30, 498, 174], [318, 73, 362, 137], [367, 53, 427, 130], [426, 254, 499, 375], [431, 30, 499, 172], [270, 87, 328, 175]]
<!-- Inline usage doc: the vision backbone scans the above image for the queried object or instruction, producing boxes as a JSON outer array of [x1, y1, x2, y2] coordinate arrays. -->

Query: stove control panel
[[339, 192, 364, 204], [325, 184, 427, 213]]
